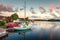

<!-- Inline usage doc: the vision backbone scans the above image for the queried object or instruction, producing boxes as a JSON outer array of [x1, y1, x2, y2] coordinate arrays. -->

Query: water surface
[[5, 21, 60, 40]]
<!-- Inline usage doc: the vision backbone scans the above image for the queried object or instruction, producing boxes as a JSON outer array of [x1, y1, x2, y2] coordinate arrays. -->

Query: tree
[[10, 13, 19, 20], [0, 21, 5, 26]]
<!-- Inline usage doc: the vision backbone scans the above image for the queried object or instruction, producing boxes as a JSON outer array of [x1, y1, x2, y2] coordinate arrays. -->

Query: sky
[[0, 0, 60, 19], [0, 0, 60, 10], [0, 0, 60, 8]]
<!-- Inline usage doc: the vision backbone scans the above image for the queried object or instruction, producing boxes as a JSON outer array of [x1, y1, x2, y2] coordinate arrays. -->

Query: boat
[[13, 25, 31, 31], [0, 28, 8, 37]]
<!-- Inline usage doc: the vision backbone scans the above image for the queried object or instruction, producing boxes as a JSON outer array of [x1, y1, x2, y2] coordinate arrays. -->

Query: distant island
[[33, 19, 60, 22], [19, 18, 60, 22]]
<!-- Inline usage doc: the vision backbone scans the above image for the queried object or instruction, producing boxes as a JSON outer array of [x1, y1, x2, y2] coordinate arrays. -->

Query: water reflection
[[5, 21, 60, 40], [31, 21, 60, 40], [31, 21, 60, 30]]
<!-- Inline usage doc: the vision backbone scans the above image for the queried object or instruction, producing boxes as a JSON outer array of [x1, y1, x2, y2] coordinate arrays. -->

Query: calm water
[[4, 21, 60, 40]]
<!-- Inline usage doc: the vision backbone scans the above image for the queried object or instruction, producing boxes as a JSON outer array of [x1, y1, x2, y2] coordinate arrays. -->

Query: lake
[[4, 21, 60, 40]]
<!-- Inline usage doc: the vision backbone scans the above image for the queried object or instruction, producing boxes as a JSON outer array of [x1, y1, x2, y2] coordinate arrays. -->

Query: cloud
[[30, 7, 36, 14], [0, 4, 5, 11], [50, 4, 54, 9], [39, 5, 46, 13], [0, 4, 14, 12]]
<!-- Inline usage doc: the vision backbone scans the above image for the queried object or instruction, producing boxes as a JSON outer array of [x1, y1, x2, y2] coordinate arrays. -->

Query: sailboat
[[13, 1, 31, 31]]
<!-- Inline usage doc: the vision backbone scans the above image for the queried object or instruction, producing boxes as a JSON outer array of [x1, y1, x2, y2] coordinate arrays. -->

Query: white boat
[[13, 25, 31, 31]]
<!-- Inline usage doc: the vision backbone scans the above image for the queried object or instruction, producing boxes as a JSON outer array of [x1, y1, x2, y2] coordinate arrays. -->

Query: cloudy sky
[[0, 0, 60, 19], [0, 0, 60, 9]]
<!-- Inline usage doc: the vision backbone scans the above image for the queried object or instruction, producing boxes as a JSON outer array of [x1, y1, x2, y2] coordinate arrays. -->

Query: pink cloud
[[50, 4, 54, 9]]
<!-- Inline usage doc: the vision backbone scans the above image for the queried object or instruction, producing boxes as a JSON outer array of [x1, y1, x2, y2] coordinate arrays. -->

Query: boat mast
[[24, 0, 26, 19]]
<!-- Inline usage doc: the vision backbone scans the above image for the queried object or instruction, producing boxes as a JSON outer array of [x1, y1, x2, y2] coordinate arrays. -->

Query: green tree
[[10, 13, 19, 20], [0, 21, 5, 26]]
